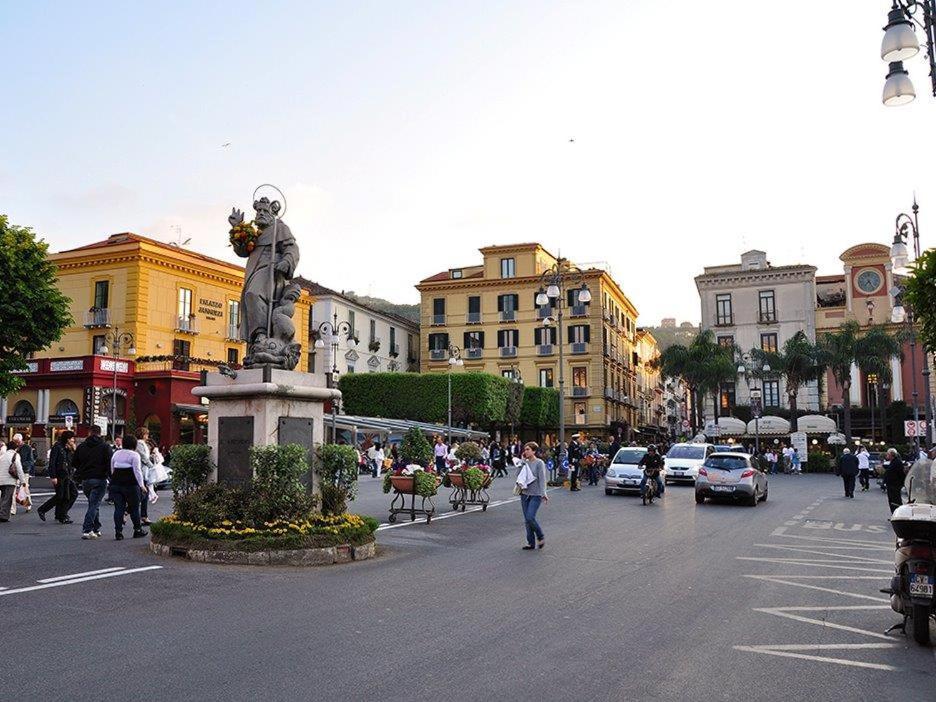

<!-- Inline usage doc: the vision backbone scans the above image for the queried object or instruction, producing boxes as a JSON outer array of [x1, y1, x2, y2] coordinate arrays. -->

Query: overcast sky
[[4, 1, 935, 324]]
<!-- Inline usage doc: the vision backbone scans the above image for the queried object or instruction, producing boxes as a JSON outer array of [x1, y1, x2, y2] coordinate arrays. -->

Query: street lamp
[[537, 258, 591, 470], [738, 354, 770, 454], [446, 344, 463, 444], [868, 373, 879, 444], [505, 364, 523, 441], [98, 328, 136, 441], [891, 197, 933, 449], [314, 311, 356, 442], [879, 1, 936, 105]]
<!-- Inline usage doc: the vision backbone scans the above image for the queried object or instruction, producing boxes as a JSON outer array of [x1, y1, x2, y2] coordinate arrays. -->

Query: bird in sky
[[221, 142, 231, 147], [569, 138, 575, 143]]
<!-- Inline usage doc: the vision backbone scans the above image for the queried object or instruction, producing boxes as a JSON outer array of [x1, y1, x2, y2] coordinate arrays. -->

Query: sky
[[3, 1, 936, 325]]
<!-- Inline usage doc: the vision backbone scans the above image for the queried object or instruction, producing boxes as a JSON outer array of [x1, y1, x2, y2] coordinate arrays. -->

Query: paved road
[[2, 473, 933, 701]]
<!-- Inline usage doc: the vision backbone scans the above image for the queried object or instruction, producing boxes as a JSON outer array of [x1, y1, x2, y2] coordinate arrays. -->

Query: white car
[[664, 443, 715, 485], [605, 447, 666, 495]]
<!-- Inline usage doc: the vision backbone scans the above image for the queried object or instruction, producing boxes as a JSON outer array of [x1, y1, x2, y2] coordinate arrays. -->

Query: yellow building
[[3, 233, 312, 450], [416, 243, 643, 438], [634, 329, 667, 438]]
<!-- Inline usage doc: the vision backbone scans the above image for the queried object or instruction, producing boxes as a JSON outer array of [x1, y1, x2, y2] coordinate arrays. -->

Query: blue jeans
[[435, 456, 447, 473], [639, 474, 664, 497], [520, 494, 544, 546], [81, 479, 108, 533]]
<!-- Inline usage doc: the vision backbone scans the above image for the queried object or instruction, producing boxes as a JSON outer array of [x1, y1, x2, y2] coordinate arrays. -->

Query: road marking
[[755, 606, 894, 640], [769, 529, 892, 550], [0, 566, 162, 597], [733, 644, 899, 671], [737, 557, 892, 574], [743, 574, 891, 601], [38, 567, 125, 583], [751, 575, 885, 580], [753, 544, 892, 564]]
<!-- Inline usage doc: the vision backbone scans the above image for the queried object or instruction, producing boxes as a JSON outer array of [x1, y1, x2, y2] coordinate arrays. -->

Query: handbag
[[8, 453, 21, 479]]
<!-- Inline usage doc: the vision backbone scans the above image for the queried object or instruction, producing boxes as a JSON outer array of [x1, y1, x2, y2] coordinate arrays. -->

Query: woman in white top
[[857, 446, 872, 492], [0, 443, 26, 521], [110, 434, 147, 539], [135, 428, 155, 525]]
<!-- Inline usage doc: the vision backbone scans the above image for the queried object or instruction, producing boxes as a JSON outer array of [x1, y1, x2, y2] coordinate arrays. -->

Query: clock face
[[856, 269, 882, 294]]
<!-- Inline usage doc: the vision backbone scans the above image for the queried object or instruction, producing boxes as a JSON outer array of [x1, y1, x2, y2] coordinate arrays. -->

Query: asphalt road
[[2, 473, 934, 701]]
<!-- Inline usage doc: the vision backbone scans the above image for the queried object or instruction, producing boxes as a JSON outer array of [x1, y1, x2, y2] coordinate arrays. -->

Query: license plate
[[910, 574, 934, 597], [673, 471, 684, 476], [625, 480, 637, 485], [712, 485, 735, 492]]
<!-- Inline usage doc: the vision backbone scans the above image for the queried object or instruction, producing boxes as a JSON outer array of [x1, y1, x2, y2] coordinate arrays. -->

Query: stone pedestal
[[193, 368, 341, 487]]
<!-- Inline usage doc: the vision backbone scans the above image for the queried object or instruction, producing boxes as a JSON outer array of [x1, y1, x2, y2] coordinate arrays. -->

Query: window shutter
[[511, 294, 519, 312], [497, 330, 505, 347], [567, 326, 574, 343], [497, 295, 504, 313], [478, 331, 485, 348], [463, 332, 471, 348], [584, 325, 591, 343], [511, 330, 518, 346]]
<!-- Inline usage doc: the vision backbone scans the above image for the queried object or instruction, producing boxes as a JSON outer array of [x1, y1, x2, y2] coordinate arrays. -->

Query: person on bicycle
[[638, 444, 665, 499]]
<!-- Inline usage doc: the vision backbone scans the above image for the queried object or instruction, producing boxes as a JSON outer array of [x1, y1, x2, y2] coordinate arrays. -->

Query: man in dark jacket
[[837, 448, 860, 498], [37, 431, 77, 524], [609, 435, 622, 463], [883, 448, 906, 513], [568, 435, 582, 491], [73, 425, 113, 539]]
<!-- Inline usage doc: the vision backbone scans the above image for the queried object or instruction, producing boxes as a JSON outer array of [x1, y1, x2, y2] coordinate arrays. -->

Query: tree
[[904, 248, 936, 352], [652, 330, 734, 428], [818, 321, 860, 442], [855, 325, 903, 413], [0, 216, 72, 396], [755, 331, 825, 431]]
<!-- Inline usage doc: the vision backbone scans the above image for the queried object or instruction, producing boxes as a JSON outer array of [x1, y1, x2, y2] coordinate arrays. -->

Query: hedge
[[520, 386, 560, 429]]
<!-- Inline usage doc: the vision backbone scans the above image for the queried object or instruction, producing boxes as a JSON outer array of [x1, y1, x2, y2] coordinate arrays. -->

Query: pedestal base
[[193, 368, 341, 487]]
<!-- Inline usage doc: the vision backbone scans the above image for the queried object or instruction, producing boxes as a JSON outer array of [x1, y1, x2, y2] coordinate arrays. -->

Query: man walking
[[73, 424, 112, 540], [837, 448, 859, 498], [883, 448, 906, 513], [37, 431, 77, 524], [433, 436, 448, 474], [857, 446, 872, 491]]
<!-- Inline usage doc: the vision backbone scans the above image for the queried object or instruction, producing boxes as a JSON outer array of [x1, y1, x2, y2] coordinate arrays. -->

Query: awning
[[172, 403, 208, 416], [716, 417, 747, 436], [330, 414, 489, 441], [796, 414, 838, 434], [746, 416, 791, 435]]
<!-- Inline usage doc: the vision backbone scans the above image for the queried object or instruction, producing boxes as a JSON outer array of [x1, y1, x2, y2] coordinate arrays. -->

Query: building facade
[[695, 250, 820, 418], [2, 233, 313, 453], [416, 243, 643, 438], [634, 329, 668, 439], [297, 279, 420, 388]]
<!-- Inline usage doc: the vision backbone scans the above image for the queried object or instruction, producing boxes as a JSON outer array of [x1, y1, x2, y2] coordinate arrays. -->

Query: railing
[[429, 349, 447, 361], [84, 308, 111, 328], [432, 314, 446, 326], [758, 313, 777, 324], [572, 386, 589, 397], [570, 304, 588, 317], [466, 312, 482, 324], [537, 344, 554, 356], [536, 306, 552, 320], [571, 342, 588, 355], [715, 317, 733, 327], [226, 324, 240, 341], [389, 343, 400, 357], [500, 310, 516, 322], [174, 315, 199, 334], [466, 347, 483, 359], [499, 346, 517, 358], [135, 359, 218, 374], [604, 387, 615, 400]]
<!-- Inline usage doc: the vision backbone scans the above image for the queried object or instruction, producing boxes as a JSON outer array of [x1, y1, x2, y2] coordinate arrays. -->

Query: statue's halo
[[253, 183, 287, 218]]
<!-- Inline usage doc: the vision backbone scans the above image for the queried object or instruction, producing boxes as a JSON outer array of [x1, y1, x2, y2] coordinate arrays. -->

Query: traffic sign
[[904, 420, 928, 437], [64, 415, 74, 430], [681, 419, 690, 429]]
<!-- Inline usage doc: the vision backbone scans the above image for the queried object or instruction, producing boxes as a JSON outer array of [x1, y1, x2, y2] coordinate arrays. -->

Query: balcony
[[429, 349, 447, 361], [537, 344, 554, 356], [431, 314, 446, 326], [572, 386, 589, 397], [226, 324, 240, 341], [536, 306, 552, 320], [570, 304, 588, 318], [758, 314, 777, 324], [466, 312, 482, 324], [499, 310, 516, 322], [604, 387, 615, 400], [499, 346, 517, 358], [84, 308, 111, 328], [714, 317, 733, 327], [571, 342, 588, 355], [174, 315, 199, 334], [389, 343, 400, 357], [466, 347, 483, 359]]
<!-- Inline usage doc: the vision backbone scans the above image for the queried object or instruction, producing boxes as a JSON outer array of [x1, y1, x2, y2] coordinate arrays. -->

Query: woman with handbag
[[0, 441, 27, 522]]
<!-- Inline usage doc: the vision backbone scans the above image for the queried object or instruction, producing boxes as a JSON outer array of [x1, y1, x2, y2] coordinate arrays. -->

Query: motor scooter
[[883, 491, 936, 645]]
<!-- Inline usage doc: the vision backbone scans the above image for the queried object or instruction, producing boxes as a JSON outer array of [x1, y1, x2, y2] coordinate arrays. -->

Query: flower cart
[[446, 465, 493, 512], [384, 469, 440, 524]]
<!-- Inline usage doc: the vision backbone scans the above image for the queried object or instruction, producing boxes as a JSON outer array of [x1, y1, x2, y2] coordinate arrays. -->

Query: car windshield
[[714, 445, 735, 453], [613, 450, 646, 465], [667, 446, 705, 460], [704, 455, 749, 471]]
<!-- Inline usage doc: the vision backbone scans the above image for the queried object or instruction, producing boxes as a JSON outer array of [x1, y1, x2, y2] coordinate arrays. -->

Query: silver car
[[605, 447, 662, 495], [695, 452, 768, 506]]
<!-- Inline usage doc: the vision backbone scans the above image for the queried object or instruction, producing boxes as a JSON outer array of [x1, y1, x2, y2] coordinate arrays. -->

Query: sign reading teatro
[[198, 298, 224, 319]]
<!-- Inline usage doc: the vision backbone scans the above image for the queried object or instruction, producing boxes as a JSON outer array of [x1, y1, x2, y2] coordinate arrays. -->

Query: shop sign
[[48, 413, 79, 425], [5, 415, 36, 425], [198, 298, 224, 319], [12, 362, 38, 374], [100, 359, 130, 373], [84, 387, 103, 420]]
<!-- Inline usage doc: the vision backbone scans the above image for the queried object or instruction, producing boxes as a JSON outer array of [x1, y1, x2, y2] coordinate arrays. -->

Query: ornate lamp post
[[314, 311, 357, 442], [868, 373, 879, 444], [537, 259, 592, 471], [98, 328, 136, 441], [891, 199, 933, 449], [446, 344, 463, 444], [737, 353, 770, 454], [879, 1, 936, 105], [505, 364, 523, 441]]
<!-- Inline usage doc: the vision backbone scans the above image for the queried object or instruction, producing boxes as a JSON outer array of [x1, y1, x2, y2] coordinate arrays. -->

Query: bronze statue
[[227, 196, 301, 370]]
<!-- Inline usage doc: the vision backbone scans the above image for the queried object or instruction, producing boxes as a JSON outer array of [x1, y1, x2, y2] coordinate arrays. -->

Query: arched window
[[54, 399, 80, 417], [12, 400, 35, 419]]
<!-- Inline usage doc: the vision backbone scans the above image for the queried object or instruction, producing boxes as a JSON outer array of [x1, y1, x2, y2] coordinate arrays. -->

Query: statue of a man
[[227, 197, 300, 367]]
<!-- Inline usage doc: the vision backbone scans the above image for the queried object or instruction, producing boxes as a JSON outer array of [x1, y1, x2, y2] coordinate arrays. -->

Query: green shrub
[[361, 515, 380, 534], [805, 451, 832, 473], [462, 467, 487, 490], [400, 427, 433, 467], [320, 483, 347, 516], [317, 444, 359, 502], [175, 483, 251, 527], [520, 386, 560, 429], [454, 442, 482, 464], [414, 470, 439, 497], [247, 444, 317, 524], [170, 444, 214, 497]]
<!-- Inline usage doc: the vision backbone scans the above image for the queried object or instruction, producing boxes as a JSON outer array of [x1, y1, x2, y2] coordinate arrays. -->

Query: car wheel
[[748, 491, 758, 507], [760, 487, 768, 502], [694, 493, 705, 504], [605, 489, 612, 496]]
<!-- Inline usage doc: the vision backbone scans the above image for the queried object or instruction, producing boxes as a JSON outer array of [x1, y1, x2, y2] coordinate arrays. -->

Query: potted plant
[[368, 339, 381, 353]]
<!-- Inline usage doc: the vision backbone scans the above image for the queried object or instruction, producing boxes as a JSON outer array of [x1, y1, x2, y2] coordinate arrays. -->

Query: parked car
[[664, 443, 714, 484], [695, 452, 768, 506], [714, 444, 744, 453], [605, 447, 661, 495]]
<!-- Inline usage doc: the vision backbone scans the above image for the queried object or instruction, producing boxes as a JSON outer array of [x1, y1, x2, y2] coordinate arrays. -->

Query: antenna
[[169, 224, 191, 248]]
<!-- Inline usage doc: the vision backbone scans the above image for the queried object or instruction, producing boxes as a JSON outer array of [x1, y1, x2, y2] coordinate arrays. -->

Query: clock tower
[[841, 243, 893, 326]]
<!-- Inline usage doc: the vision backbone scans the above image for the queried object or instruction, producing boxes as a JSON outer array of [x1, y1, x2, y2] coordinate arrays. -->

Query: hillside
[[645, 323, 699, 351], [344, 292, 420, 323]]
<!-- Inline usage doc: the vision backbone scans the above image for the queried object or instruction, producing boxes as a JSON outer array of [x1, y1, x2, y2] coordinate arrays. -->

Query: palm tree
[[754, 331, 825, 431], [855, 325, 903, 409], [818, 321, 861, 442], [653, 330, 729, 431]]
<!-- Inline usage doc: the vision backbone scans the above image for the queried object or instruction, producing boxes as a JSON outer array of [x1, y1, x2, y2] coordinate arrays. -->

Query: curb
[[149, 539, 376, 566]]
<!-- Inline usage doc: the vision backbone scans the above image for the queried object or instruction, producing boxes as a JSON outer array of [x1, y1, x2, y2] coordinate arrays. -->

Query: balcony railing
[[226, 324, 240, 341], [536, 306, 552, 320], [174, 315, 199, 334], [429, 349, 447, 361], [466, 347, 483, 359], [389, 343, 400, 357], [431, 314, 446, 326], [715, 317, 733, 327], [572, 386, 589, 397], [571, 342, 588, 355], [84, 308, 111, 328], [466, 312, 482, 324], [570, 304, 588, 317], [604, 387, 615, 400], [758, 314, 777, 324], [537, 344, 554, 356], [499, 346, 517, 358], [500, 310, 516, 322]]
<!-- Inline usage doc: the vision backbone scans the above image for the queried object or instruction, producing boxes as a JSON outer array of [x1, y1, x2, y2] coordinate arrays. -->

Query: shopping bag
[[15, 485, 29, 506]]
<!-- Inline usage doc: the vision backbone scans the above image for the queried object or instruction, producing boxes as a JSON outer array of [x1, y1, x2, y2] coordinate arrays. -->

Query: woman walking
[[0, 442, 26, 522], [516, 442, 548, 550], [110, 434, 147, 540], [135, 428, 154, 525]]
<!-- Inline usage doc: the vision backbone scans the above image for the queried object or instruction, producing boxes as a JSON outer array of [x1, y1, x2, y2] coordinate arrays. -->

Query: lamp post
[[891, 199, 933, 448], [505, 363, 523, 441], [537, 258, 591, 472], [879, 1, 936, 105], [446, 345, 464, 444], [868, 373, 879, 444], [738, 354, 770, 455], [314, 311, 356, 443], [98, 328, 136, 441]]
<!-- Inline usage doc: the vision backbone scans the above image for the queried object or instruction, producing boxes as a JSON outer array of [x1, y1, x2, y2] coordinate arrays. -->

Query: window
[[347, 364, 355, 374], [572, 366, 588, 388], [390, 326, 397, 352], [497, 294, 519, 318], [428, 333, 449, 351], [178, 288, 193, 319], [568, 324, 591, 343], [719, 382, 736, 411], [309, 350, 315, 374], [93, 280, 109, 309], [763, 379, 780, 407], [758, 290, 776, 323], [497, 329, 519, 348], [567, 288, 589, 308], [463, 330, 484, 349], [369, 319, 377, 344], [539, 368, 554, 387], [500, 258, 516, 278], [760, 333, 778, 353], [451, 269, 463, 279], [534, 326, 557, 345], [172, 339, 191, 371], [715, 294, 732, 326], [717, 335, 734, 348], [92, 335, 106, 354], [228, 300, 240, 338], [574, 402, 587, 425], [227, 348, 239, 365], [348, 309, 356, 335]]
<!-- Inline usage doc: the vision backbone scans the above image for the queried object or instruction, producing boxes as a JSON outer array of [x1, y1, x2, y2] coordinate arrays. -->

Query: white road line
[[769, 530, 893, 550], [733, 645, 899, 671], [755, 607, 894, 639], [737, 557, 892, 574], [753, 544, 892, 564], [749, 575, 885, 580], [0, 566, 162, 597], [770, 605, 893, 611], [38, 567, 125, 583], [743, 574, 891, 601]]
